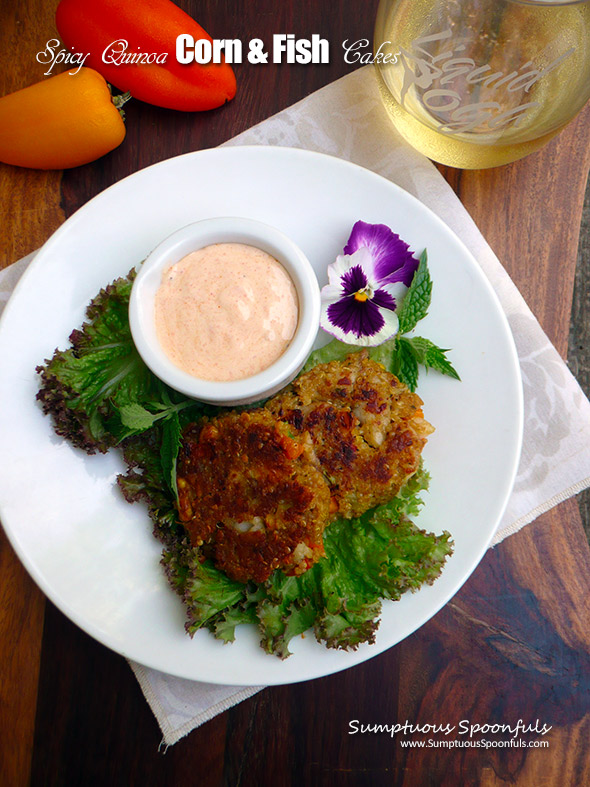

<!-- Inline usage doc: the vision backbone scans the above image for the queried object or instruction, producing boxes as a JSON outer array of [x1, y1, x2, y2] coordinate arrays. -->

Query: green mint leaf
[[407, 337, 461, 381], [397, 250, 432, 335], [395, 338, 420, 391], [118, 403, 158, 431]]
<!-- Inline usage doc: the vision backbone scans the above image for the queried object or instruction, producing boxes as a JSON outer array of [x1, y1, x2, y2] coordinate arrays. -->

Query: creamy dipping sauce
[[155, 243, 299, 382]]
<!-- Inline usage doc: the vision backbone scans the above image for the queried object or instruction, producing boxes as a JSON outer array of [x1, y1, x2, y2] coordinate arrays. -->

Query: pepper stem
[[111, 91, 133, 121]]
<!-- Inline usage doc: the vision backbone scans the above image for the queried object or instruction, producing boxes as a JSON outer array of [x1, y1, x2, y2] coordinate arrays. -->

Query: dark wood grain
[[0, 5, 63, 787], [3, 1, 590, 785], [438, 100, 590, 355], [569, 178, 590, 540], [0, 0, 64, 267]]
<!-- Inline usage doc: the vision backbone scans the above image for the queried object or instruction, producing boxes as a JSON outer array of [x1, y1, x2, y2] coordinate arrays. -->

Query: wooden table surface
[[2, 2, 590, 785]]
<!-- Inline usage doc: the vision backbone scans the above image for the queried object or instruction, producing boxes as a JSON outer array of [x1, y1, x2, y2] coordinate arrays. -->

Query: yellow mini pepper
[[0, 67, 128, 170]]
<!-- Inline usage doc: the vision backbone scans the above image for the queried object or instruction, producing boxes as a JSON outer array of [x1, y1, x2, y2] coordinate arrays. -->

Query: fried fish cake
[[177, 409, 331, 583], [267, 352, 433, 518]]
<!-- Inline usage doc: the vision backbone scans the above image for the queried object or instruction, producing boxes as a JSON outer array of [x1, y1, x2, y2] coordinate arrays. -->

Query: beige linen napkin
[[3, 67, 590, 746]]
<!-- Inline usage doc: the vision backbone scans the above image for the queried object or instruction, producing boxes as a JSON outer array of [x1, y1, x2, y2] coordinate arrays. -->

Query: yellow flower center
[[354, 291, 369, 302]]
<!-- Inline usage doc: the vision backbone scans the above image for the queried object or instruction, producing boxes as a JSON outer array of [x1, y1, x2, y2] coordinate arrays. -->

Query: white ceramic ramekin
[[129, 217, 320, 405]]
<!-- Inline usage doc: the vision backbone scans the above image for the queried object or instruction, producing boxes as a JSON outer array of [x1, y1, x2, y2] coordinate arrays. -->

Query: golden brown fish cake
[[267, 352, 433, 518], [176, 409, 331, 583]]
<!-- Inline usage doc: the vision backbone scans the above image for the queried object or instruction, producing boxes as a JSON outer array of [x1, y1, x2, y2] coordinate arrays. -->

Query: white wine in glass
[[374, 0, 590, 168]]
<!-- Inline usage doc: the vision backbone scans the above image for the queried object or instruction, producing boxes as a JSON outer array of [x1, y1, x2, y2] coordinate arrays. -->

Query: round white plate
[[0, 147, 522, 685]]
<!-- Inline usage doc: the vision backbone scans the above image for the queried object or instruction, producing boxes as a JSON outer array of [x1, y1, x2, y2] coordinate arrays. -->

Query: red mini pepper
[[55, 0, 236, 112]]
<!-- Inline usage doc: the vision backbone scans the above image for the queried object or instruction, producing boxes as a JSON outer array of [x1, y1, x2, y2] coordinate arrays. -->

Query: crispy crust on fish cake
[[267, 352, 433, 518], [176, 410, 331, 583]]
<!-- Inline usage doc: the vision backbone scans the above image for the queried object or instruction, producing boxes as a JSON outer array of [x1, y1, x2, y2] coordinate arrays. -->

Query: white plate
[[0, 147, 522, 686]]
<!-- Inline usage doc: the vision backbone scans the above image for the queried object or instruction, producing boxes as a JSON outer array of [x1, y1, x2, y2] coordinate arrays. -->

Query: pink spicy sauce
[[154, 243, 299, 382]]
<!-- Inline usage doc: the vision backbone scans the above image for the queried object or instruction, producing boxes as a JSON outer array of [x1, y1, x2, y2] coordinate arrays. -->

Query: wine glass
[[374, 0, 590, 168]]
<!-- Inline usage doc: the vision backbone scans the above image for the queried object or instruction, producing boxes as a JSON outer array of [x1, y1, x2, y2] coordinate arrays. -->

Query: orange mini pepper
[[0, 68, 127, 170], [56, 0, 237, 112]]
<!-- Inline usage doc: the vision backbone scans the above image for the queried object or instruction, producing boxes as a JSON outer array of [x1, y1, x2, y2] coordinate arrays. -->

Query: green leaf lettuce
[[37, 266, 455, 658]]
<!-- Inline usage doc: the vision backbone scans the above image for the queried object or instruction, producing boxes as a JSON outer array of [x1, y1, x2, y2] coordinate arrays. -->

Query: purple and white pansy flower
[[320, 220, 420, 346]]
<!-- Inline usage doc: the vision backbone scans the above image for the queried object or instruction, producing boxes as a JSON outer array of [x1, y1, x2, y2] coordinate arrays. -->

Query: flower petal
[[343, 220, 419, 287], [322, 296, 382, 341], [327, 247, 377, 288], [340, 264, 368, 297], [380, 280, 408, 305], [364, 308, 399, 345], [371, 287, 397, 312], [319, 283, 343, 302], [327, 254, 353, 287], [320, 293, 399, 346]]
